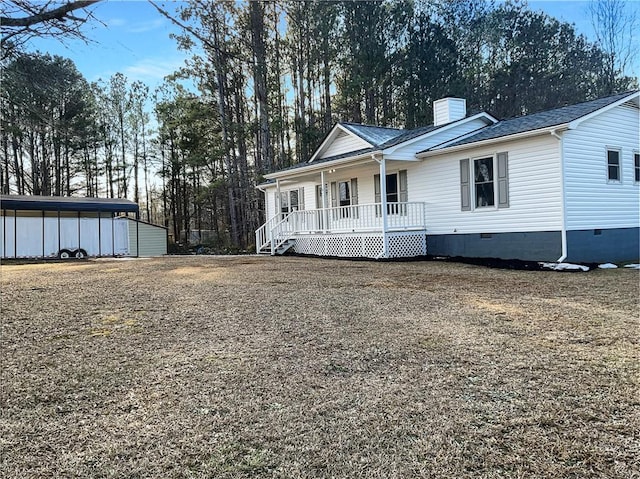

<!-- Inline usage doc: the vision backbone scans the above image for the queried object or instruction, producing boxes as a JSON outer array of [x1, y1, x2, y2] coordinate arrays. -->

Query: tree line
[[1, 0, 637, 251]]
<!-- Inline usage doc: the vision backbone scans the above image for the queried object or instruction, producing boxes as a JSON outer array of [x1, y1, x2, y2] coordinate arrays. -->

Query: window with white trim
[[634, 152, 639, 183], [607, 148, 621, 182], [474, 157, 495, 207], [280, 188, 304, 215], [460, 153, 509, 211]]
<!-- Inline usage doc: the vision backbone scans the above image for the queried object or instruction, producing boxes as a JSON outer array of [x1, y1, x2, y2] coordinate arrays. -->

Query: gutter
[[263, 151, 382, 181], [550, 128, 568, 262]]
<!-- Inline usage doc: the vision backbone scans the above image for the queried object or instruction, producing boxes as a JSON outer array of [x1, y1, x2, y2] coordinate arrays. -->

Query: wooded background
[[1, 0, 637, 251]]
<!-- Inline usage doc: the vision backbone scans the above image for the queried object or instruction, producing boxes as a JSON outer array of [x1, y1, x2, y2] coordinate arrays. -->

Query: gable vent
[[433, 97, 466, 126]]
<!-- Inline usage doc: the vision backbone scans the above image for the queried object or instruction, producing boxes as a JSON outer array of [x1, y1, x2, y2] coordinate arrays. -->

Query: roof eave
[[568, 90, 639, 129], [263, 151, 381, 181]]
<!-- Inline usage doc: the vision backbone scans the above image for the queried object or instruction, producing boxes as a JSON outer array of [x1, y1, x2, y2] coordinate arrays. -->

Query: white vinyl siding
[[319, 130, 370, 159], [409, 134, 563, 234], [263, 163, 402, 217], [563, 102, 640, 230], [264, 181, 322, 219]]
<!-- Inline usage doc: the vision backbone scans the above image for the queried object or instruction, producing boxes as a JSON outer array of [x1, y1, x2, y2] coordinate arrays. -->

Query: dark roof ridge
[[339, 121, 403, 131]]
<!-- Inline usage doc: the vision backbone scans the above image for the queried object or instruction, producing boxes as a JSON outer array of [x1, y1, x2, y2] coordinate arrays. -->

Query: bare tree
[[589, 0, 639, 92], [1, 0, 101, 59]]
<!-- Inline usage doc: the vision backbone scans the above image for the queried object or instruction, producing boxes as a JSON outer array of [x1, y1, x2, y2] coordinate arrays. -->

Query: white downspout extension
[[372, 153, 389, 258], [551, 129, 568, 262]]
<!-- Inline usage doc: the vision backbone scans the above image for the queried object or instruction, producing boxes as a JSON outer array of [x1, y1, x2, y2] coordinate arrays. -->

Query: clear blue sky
[[28, 0, 187, 88], [25, 0, 639, 90]]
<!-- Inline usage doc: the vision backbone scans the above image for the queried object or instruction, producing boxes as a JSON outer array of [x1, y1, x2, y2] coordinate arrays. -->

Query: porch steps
[[257, 239, 296, 255]]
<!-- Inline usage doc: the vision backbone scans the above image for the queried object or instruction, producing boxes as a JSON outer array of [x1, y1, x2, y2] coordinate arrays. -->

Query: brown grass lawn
[[1, 256, 638, 478]]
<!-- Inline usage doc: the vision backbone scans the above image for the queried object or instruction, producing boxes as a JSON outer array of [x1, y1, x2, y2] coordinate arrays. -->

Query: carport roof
[[0, 195, 139, 213]]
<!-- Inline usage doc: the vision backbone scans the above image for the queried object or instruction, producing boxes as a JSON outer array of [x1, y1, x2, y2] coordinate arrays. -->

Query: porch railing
[[256, 202, 427, 253], [255, 213, 283, 252]]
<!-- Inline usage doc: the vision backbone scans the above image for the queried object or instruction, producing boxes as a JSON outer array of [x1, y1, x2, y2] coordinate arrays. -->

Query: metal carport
[[0, 195, 140, 259]]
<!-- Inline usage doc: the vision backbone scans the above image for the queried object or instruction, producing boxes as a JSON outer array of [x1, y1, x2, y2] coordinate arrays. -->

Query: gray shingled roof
[[340, 122, 403, 146], [266, 92, 637, 178], [268, 119, 471, 176], [379, 124, 442, 149], [267, 147, 377, 175], [426, 91, 637, 151], [340, 122, 449, 149]]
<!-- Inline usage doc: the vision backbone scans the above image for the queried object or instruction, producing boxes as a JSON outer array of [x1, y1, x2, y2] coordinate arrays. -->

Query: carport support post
[[13, 209, 17, 258], [2, 209, 6, 258], [111, 214, 115, 257], [98, 211, 101, 257], [57, 210, 61, 256], [136, 210, 140, 258], [42, 210, 45, 257], [77, 211, 81, 253]]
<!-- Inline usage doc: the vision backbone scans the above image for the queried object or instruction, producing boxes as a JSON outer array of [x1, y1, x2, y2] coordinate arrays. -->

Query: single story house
[[256, 91, 639, 263]]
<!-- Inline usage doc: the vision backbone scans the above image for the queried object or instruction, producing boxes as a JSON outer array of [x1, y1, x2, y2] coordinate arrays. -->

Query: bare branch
[[0, 1, 99, 27], [1, 1, 103, 60]]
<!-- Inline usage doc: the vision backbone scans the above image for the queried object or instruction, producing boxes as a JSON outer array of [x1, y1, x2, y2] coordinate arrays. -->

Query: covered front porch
[[256, 151, 428, 259], [255, 201, 427, 258]]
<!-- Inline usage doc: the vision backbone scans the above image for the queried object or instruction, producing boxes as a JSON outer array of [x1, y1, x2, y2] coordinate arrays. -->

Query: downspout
[[551, 129, 567, 262]]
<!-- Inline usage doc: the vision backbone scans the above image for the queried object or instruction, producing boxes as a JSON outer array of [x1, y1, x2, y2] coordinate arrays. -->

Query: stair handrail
[[269, 211, 300, 255], [255, 213, 282, 253]]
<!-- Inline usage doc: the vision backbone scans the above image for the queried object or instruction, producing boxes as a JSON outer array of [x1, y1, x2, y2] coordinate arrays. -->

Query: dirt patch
[[1, 256, 638, 478]]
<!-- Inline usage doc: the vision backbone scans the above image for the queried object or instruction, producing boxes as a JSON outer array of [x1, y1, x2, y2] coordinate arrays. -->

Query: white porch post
[[378, 155, 389, 258], [276, 179, 281, 219], [320, 170, 327, 232], [271, 179, 281, 255]]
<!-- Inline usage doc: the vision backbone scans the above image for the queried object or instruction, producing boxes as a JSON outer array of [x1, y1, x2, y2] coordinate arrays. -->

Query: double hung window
[[474, 157, 495, 207], [460, 153, 509, 211], [607, 149, 621, 182]]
